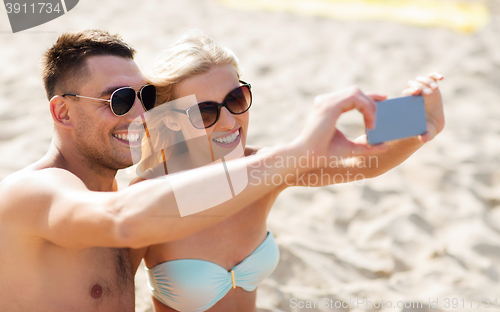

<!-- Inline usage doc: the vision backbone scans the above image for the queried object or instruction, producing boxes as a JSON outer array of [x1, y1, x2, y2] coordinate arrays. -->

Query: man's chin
[[108, 152, 139, 171], [116, 145, 142, 168]]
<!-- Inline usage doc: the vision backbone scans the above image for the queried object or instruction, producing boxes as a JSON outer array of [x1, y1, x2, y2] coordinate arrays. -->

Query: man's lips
[[112, 132, 141, 145]]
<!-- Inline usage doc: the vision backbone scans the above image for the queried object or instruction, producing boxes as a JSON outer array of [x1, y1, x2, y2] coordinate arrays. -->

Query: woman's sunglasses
[[170, 81, 252, 129], [62, 84, 157, 117]]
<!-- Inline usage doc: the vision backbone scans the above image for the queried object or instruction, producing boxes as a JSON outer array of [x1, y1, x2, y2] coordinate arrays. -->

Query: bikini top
[[145, 232, 280, 312]]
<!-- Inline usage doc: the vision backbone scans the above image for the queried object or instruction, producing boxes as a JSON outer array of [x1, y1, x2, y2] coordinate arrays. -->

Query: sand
[[1, 0, 499, 311]]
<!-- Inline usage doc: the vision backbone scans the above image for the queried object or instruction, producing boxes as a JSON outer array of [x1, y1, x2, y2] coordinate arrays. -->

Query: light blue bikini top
[[145, 232, 280, 312]]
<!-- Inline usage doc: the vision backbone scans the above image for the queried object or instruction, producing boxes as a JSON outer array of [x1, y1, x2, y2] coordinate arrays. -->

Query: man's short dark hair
[[41, 29, 136, 100]]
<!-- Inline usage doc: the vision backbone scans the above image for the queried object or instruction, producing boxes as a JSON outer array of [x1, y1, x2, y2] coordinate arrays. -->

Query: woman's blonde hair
[[137, 30, 242, 176]]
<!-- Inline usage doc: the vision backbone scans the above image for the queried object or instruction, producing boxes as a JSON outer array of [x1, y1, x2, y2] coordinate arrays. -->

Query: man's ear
[[49, 96, 73, 129], [163, 115, 181, 131]]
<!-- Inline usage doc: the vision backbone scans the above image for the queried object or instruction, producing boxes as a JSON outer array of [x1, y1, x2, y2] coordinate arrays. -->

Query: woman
[[132, 30, 444, 312]]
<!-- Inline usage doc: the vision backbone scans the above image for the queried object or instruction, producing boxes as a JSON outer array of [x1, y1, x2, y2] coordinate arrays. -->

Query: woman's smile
[[211, 128, 240, 147]]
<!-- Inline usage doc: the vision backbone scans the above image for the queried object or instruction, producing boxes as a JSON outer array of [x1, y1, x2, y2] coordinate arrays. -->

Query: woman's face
[[171, 65, 250, 165]]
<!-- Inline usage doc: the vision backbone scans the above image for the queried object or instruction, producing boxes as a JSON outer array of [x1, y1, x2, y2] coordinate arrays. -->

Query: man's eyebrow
[[98, 86, 125, 98]]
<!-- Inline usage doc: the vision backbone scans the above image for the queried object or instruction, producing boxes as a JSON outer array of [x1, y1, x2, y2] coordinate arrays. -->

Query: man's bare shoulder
[[1, 167, 86, 191], [0, 168, 87, 218]]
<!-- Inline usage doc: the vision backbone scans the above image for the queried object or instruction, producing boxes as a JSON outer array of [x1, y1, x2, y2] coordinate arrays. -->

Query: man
[[0, 29, 443, 311]]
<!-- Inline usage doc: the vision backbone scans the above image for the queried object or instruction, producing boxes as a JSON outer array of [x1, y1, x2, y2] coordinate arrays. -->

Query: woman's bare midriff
[[144, 189, 282, 312]]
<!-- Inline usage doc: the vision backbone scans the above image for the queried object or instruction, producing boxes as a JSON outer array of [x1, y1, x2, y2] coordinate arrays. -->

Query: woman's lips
[[211, 128, 241, 148]]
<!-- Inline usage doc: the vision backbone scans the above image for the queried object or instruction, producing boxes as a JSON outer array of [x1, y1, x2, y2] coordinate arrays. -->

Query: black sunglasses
[[62, 85, 157, 116], [170, 81, 252, 129]]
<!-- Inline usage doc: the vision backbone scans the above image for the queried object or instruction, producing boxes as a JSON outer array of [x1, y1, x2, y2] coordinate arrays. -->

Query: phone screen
[[366, 95, 427, 145]]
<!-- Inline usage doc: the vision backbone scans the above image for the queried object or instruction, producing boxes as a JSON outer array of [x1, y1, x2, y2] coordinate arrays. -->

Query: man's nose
[[216, 106, 235, 130], [124, 94, 146, 122]]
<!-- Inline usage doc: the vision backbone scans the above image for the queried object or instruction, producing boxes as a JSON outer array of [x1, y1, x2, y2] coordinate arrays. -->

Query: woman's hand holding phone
[[403, 72, 445, 143], [294, 72, 444, 171], [295, 86, 388, 163]]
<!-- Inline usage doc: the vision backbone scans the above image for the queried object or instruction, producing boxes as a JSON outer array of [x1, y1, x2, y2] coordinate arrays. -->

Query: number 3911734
[[5, 3, 62, 14]]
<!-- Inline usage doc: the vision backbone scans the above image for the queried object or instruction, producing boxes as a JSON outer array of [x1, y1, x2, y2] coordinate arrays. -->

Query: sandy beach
[[1, 0, 500, 311]]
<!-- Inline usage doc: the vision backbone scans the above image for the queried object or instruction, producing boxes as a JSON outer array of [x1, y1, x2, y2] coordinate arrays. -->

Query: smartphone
[[366, 95, 427, 145]]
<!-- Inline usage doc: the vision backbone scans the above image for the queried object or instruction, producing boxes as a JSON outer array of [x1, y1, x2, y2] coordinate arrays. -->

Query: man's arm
[[0, 144, 301, 249]]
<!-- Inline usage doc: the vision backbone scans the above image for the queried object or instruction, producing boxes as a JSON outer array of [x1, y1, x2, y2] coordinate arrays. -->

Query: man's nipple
[[90, 284, 103, 299]]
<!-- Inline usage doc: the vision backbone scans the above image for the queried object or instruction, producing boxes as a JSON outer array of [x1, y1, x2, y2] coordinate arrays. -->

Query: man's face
[[70, 55, 147, 171]]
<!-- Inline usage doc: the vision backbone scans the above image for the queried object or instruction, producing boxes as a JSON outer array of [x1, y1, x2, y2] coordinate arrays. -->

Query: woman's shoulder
[[129, 162, 169, 186], [244, 145, 267, 156]]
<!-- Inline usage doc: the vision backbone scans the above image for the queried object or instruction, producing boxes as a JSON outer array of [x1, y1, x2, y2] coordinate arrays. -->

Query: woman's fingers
[[358, 94, 377, 130], [331, 130, 387, 158], [428, 72, 444, 81], [406, 72, 444, 96], [402, 87, 420, 96], [323, 87, 377, 129], [347, 135, 388, 156], [408, 72, 443, 87], [415, 76, 438, 89], [419, 121, 438, 143], [308, 86, 389, 159], [407, 80, 433, 95], [367, 94, 388, 101], [351, 141, 388, 156], [346, 91, 386, 130]]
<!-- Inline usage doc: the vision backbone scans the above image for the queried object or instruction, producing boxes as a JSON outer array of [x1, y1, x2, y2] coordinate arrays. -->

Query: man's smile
[[113, 131, 141, 146]]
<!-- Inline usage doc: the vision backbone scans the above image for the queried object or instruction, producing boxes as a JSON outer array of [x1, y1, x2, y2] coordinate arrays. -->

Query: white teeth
[[114, 133, 139, 143], [213, 129, 240, 144]]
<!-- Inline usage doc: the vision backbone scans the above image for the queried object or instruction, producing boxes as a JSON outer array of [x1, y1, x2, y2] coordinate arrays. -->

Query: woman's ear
[[163, 115, 181, 131], [49, 95, 73, 129]]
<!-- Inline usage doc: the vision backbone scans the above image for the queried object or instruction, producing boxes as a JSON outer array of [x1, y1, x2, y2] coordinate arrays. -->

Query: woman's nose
[[216, 106, 235, 130]]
